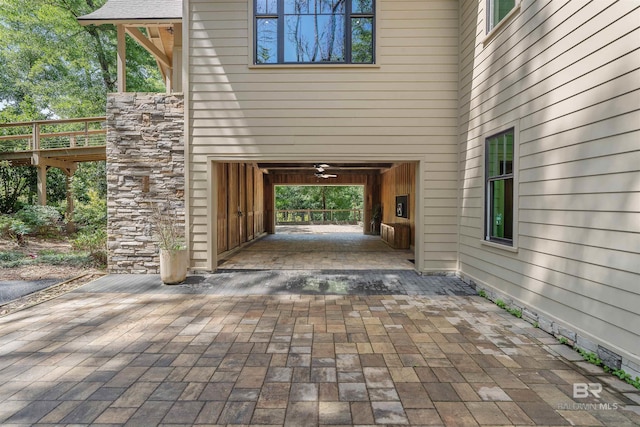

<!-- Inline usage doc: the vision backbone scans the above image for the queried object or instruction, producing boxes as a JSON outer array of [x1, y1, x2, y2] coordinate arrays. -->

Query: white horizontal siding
[[188, 0, 460, 271], [458, 0, 640, 364]]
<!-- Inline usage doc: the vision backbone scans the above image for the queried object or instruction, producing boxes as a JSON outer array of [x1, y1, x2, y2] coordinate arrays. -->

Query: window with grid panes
[[485, 128, 514, 245], [255, 0, 375, 64]]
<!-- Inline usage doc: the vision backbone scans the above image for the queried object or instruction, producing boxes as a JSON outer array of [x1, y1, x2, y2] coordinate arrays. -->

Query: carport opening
[[213, 160, 418, 271], [275, 185, 364, 232]]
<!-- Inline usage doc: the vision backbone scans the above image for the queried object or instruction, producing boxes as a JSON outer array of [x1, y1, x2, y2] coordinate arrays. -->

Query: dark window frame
[[254, 0, 375, 65], [485, 128, 515, 246]]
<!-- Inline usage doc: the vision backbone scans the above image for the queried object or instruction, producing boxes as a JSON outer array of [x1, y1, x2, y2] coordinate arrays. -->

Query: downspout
[[182, 0, 195, 269]]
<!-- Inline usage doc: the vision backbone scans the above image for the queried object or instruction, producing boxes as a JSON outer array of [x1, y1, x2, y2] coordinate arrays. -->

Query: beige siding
[[458, 0, 640, 365], [187, 0, 460, 272]]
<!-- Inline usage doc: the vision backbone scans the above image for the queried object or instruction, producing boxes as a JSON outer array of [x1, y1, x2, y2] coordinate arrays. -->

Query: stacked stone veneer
[[106, 93, 185, 273]]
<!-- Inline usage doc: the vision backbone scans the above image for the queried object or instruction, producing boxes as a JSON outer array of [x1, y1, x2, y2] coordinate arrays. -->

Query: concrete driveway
[[0, 272, 638, 426]]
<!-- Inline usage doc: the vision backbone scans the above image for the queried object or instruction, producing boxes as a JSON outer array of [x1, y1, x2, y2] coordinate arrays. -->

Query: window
[[487, 0, 516, 32], [255, 0, 375, 64], [485, 128, 514, 245]]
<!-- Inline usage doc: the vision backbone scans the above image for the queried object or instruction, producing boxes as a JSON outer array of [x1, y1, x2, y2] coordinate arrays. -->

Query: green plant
[[9, 220, 30, 245], [478, 289, 487, 298], [577, 348, 603, 366], [558, 337, 568, 345], [610, 369, 640, 390], [37, 251, 92, 267], [15, 205, 61, 236], [0, 250, 30, 268], [496, 299, 506, 309], [533, 322, 539, 328], [73, 189, 106, 231], [72, 228, 107, 266], [506, 307, 522, 318]]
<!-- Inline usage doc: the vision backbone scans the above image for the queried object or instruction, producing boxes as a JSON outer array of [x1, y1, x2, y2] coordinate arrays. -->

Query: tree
[[0, 162, 36, 213], [276, 185, 363, 208], [0, 0, 164, 213], [0, 0, 164, 119]]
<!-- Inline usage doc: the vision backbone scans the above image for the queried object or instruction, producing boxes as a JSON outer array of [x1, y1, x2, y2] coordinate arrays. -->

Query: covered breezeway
[[217, 224, 415, 270], [210, 160, 419, 271]]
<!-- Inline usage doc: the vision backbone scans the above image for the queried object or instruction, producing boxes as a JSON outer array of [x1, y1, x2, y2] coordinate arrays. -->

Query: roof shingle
[[77, 0, 181, 23]]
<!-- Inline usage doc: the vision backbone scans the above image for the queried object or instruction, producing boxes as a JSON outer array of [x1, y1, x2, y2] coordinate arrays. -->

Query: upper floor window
[[485, 128, 514, 245], [487, 0, 516, 32], [255, 0, 375, 64]]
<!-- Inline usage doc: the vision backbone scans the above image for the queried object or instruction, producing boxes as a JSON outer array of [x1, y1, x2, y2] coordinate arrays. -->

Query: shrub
[[15, 205, 62, 236], [0, 214, 31, 244], [72, 228, 107, 266], [73, 189, 106, 231], [37, 250, 92, 267]]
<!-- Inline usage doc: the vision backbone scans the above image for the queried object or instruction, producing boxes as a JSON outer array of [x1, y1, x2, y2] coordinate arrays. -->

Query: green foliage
[[0, 162, 36, 214], [577, 348, 603, 366], [276, 186, 364, 210], [478, 289, 487, 298], [0, 0, 164, 119], [73, 189, 106, 231], [610, 369, 640, 390], [533, 322, 539, 328], [72, 162, 107, 201], [0, 249, 93, 268], [506, 307, 522, 318], [15, 205, 61, 235], [71, 228, 107, 266], [37, 250, 93, 267], [558, 337, 568, 345], [571, 346, 640, 390], [0, 251, 23, 262], [46, 168, 69, 206], [495, 299, 506, 309]]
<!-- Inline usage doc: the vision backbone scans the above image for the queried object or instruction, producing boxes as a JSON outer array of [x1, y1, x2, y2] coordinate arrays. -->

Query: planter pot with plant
[[152, 203, 188, 285]]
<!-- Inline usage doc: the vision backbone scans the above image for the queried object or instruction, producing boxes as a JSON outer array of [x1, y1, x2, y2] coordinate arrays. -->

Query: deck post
[[36, 165, 47, 206], [65, 172, 76, 233]]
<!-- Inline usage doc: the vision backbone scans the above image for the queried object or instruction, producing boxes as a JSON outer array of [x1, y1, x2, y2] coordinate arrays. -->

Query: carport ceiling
[[257, 162, 393, 175]]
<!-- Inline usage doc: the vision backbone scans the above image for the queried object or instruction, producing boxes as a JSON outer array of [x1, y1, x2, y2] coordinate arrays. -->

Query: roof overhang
[[77, 18, 180, 26], [77, 0, 181, 25], [76, 0, 183, 93]]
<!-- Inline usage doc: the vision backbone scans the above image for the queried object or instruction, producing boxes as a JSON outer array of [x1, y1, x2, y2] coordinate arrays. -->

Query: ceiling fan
[[314, 163, 336, 178]]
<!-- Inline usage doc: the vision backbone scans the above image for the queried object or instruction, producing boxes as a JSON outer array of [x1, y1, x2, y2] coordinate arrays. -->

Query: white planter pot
[[159, 249, 188, 284]]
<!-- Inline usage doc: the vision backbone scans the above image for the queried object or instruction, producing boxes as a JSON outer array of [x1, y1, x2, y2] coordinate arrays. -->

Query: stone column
[[106, 93, 185, 273]]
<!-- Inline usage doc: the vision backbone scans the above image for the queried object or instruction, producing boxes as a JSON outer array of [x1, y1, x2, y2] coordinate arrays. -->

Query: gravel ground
[[0, 273, 103, 317], [0, 279, 63, 304]]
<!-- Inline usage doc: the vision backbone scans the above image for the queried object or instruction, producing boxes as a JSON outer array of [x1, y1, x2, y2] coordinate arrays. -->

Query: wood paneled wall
[[217, 162, 265, 255], [381, 163, 416, 246]]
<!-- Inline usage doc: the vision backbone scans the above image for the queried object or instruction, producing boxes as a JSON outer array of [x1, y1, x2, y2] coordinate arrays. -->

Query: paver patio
[[0, 271, 639, 426]]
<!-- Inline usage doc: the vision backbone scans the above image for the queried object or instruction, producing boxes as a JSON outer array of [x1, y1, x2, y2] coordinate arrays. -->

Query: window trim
[[253, 0, 376, 65], [481, 122, 519, 251], [483, 0, 521, 44]]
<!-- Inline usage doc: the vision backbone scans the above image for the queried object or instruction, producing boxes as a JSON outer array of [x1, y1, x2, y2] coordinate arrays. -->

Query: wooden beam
[[36, 165, 47, 206], [125, 26, 172, 69], [31, 153, 77, 173], [117, 24, 126, 92]]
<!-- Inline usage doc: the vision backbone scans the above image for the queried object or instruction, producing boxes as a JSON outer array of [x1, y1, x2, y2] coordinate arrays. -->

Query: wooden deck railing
[[276, 209, 362, 225], [0, 117, 107, 153]]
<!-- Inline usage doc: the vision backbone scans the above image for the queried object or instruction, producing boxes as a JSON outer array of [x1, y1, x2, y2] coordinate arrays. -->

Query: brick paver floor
[[0, 272, 639, 426]]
